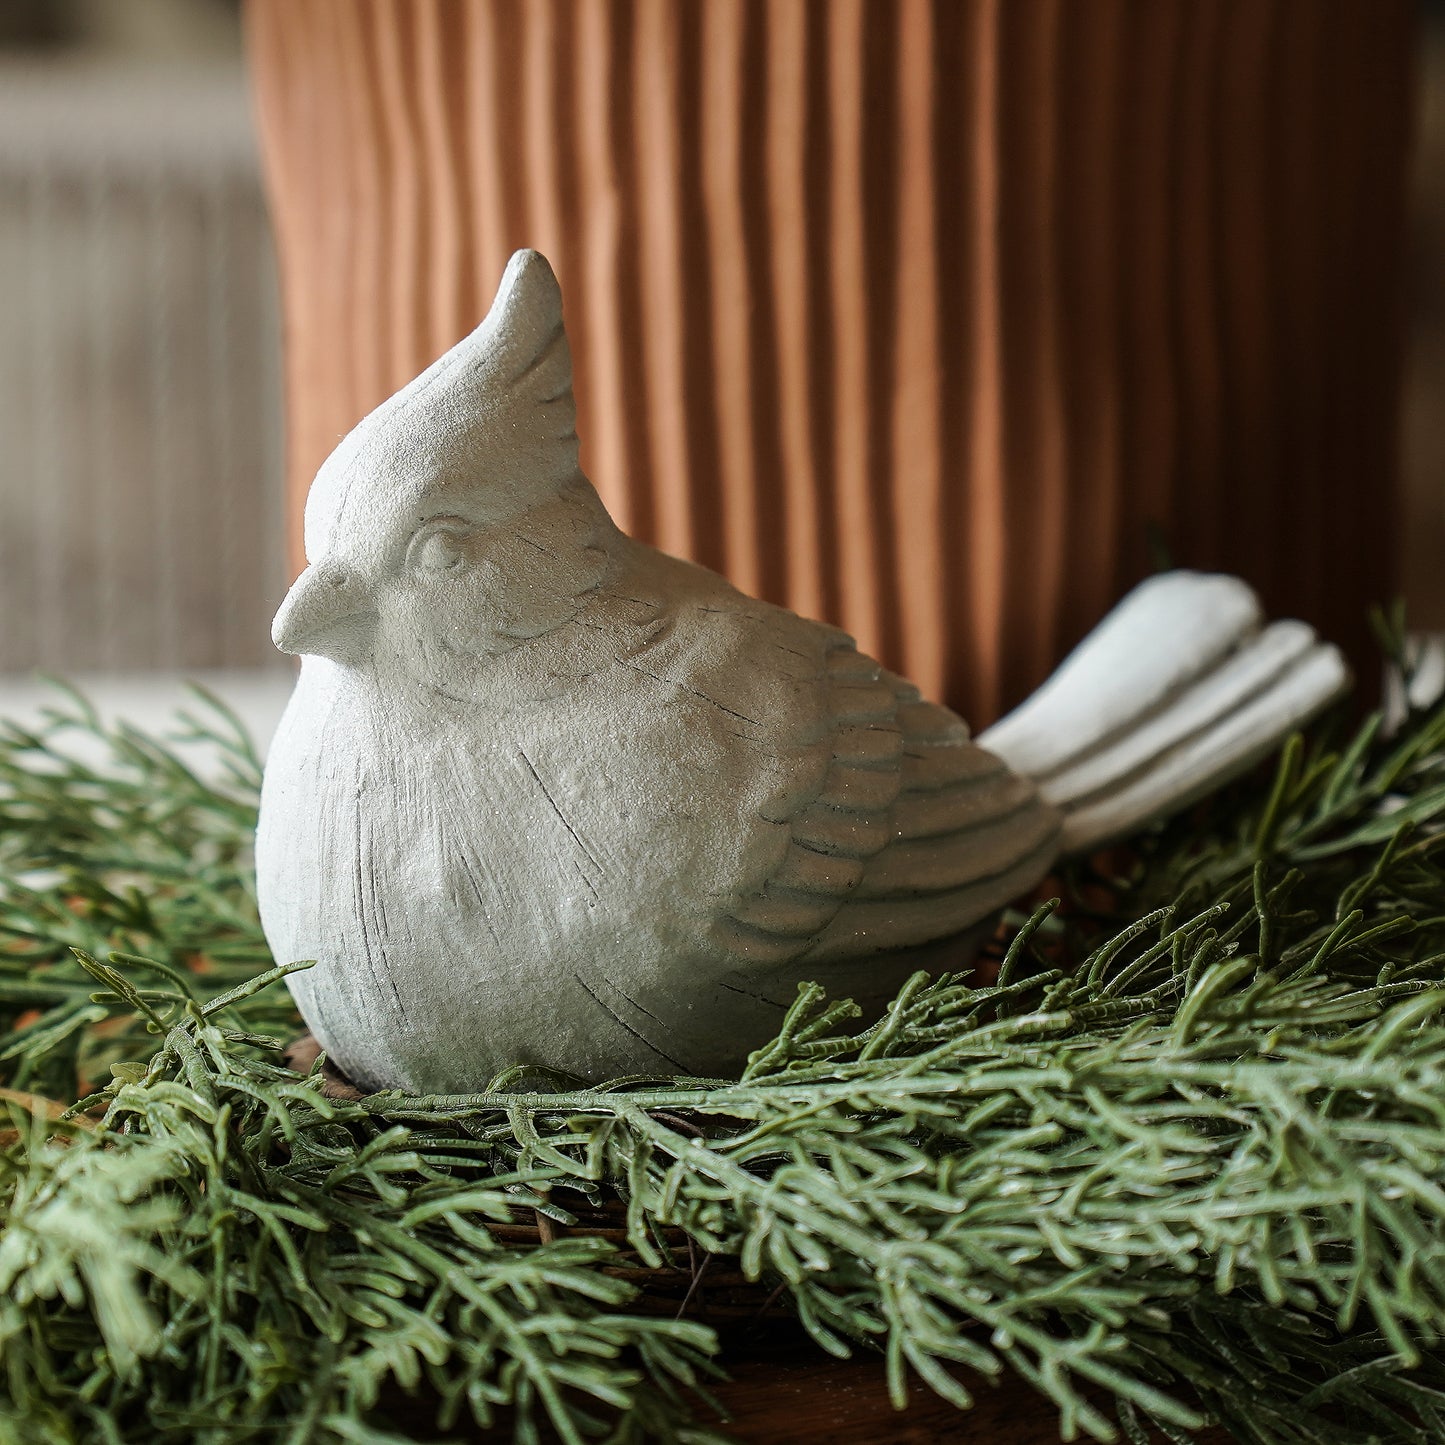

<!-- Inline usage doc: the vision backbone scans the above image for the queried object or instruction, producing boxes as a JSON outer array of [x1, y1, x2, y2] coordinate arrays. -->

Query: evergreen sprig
[[2, 680, 1445, 1442]]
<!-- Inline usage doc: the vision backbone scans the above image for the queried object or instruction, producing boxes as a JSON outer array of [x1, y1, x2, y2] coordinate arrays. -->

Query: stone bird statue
[[256, 250, 1348, 1093]]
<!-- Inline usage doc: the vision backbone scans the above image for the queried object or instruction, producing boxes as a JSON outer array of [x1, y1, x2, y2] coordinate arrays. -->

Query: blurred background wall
[[0, 0, 285, 675], [0, 0, 1441, 731]]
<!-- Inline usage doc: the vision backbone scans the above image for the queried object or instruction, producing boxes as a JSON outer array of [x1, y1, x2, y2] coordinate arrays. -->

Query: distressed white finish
[[256, 250, 1349, 1092]]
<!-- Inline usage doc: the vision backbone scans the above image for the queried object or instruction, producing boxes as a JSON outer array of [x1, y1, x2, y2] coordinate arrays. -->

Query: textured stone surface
[[256, 252, 1347, 1093]]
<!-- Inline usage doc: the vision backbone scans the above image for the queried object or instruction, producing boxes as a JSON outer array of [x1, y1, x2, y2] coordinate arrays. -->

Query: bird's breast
[[255, 655, 788, 1090]]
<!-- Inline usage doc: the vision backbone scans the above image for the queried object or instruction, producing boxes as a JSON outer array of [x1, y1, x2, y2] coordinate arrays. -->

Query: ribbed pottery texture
[[245, 0, 1412, 723]]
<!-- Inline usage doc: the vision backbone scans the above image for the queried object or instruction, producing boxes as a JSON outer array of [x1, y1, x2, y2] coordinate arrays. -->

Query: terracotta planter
[[245, 0, 1412, 722]]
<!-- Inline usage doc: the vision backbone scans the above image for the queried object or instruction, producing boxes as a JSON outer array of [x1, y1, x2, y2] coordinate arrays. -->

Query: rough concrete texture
[[256, 251, 1347, 1093]]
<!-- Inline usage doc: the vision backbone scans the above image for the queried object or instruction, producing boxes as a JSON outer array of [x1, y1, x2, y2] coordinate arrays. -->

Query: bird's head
[[272, 250, 614, 687]]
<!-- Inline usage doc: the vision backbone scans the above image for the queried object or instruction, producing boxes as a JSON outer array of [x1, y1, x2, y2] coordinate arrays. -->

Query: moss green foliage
[[3, 665, 1445, 1443]]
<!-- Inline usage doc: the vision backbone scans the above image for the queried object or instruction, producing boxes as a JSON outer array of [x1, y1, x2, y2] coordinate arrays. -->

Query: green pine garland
[[3, 642, 1445, 1443]]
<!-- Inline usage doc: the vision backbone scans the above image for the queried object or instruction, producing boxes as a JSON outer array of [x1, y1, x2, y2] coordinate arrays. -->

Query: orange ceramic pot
[[246, 0, 1412, 722]]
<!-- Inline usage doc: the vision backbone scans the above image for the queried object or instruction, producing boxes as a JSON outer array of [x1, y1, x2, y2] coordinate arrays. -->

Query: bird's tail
[[977, 571, 1350, 854]]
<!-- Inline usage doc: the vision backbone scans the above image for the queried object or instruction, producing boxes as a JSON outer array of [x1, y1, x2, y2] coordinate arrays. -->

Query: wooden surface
[[708, 1330, 1233, 1444], [419, 1324, 1237, 1442], [246, 0, 1413, 723], [716, 1337, 1056, 1445]]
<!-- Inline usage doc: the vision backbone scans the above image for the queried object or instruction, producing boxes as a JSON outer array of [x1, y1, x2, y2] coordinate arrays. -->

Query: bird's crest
[[304, 250, 583, 560]]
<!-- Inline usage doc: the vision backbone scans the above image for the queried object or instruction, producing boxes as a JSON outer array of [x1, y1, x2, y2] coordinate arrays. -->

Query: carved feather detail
[[257, 250, 1346, 1092], [724, 639, 1061, 967]]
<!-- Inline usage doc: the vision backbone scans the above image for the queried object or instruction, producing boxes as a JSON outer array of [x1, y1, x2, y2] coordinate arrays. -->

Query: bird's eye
[[408, 522, 471, 574]]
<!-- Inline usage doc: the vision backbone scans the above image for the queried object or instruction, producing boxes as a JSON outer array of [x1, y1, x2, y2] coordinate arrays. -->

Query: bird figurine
[[256, 249, 1348, 1094]]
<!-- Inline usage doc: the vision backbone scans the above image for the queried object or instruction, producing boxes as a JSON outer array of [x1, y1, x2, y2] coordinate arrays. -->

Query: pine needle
[[2, 682, 1445, 1441]]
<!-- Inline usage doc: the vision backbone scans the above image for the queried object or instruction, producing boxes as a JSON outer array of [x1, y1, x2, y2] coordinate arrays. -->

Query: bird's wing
[[721, 645, 1061, 968], [597, 564, 1062, 971]]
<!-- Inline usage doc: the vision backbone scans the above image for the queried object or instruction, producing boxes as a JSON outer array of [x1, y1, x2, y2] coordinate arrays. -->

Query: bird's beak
[[272, 564, 376, 662]]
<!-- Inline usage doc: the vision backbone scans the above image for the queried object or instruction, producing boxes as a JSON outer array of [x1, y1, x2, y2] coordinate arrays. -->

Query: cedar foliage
[[3, 656, 1445, 1443]]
